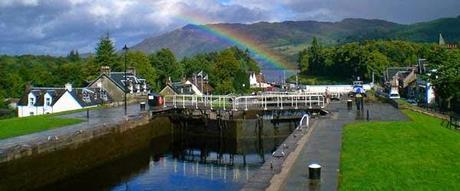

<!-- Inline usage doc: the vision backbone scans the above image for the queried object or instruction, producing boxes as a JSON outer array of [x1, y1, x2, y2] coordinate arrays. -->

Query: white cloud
[[0, 0, 40, 7], [0, 0, 459, 55]]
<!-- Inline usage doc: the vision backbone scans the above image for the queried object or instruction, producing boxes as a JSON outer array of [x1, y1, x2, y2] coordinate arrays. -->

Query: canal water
[[35, 116, 297, 191]]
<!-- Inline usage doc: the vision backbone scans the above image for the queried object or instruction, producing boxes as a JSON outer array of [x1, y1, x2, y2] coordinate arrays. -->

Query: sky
[[1, 0, 460, 55]]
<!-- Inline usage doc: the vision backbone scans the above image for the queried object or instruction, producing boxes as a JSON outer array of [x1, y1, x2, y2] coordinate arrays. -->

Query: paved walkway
[[281, 102, 407, 191], [0, 104, 150, 158]]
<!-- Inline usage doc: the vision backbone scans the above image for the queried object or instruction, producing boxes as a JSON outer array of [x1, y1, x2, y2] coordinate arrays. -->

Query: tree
[[95, 33, 118, 69], [150, 48, 182, 88], [430, 48, 460, 111], [67, 50, 80, 62], [297, 48, 309, 74], [308, 37, 326, 75], [127, 51, 158, 90]]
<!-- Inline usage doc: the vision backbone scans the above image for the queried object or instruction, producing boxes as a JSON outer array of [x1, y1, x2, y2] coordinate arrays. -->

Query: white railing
[[163, 94, 326, 111]]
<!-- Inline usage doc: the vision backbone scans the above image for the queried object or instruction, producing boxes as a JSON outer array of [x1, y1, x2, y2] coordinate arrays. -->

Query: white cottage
[[17, 83, 110, 117]]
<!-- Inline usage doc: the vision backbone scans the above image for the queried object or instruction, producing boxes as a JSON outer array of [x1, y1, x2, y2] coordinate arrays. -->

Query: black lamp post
[[123, 44, 129, 115]]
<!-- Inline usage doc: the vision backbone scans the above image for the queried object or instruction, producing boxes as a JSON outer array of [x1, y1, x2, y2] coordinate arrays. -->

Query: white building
[[17, 83, 110, 117], [249, 72, 271, 88]]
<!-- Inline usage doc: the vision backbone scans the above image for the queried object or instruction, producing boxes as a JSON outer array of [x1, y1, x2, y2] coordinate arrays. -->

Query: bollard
[[347, 100, 352, 110], [366, 110, 370, 121], [140, 102, 146, 111], [308, 163, 321, 180], [86, 109, 89, 119]]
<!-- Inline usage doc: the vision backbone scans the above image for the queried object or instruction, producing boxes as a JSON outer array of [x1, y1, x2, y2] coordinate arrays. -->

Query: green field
[[340, 110, 460, 190], [0, 115, 82, 140]]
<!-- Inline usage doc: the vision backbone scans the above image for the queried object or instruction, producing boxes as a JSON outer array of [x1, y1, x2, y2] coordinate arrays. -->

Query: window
[[29, 112, 34, 116], [46, 97, 51, 106], [83, 92, 91, 102], [29, 97, 35, 105]]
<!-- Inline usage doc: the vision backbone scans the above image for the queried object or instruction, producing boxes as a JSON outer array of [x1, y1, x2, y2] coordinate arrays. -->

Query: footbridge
[[163, 93, 327, 111]]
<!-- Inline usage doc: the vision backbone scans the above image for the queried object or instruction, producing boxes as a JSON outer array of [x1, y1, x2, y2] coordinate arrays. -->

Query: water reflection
[[39, 118, 295, 191]]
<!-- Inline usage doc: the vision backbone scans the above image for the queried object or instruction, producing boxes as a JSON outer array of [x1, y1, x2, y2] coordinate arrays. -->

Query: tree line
[[297, 38, 460, 112], [0, 34, 260, 112]]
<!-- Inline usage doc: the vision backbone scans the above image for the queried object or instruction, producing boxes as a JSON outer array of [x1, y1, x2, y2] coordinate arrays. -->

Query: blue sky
[[0, 0, 459, 55]]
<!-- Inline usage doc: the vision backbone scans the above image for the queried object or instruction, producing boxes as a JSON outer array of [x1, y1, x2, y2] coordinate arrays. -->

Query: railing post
[[223, 96, 226, 110], [174, 95, 177, 108], [295, 95, 298, 109], [280, 95, 283, 110], [245, 97, 248, 111], [264, 96, 268, 110], [182, 95, 185, 108], [210, 95, 213, 110]]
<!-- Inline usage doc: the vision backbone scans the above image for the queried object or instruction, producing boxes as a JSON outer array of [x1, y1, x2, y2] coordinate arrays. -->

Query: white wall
[[18, 106, 44, 117], [184, 80, 203, 96], [249, 73, 258, 85], [302, 84, 373, 94], [53, 91, 83, 113]]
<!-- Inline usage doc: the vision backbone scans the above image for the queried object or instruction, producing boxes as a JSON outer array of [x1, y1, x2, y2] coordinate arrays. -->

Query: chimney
[[65, 83, 73, 92], [100, 66, 111, 76]]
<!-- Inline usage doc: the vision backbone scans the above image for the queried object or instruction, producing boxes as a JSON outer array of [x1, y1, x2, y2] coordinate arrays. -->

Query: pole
[[123, 44, 129, 116]]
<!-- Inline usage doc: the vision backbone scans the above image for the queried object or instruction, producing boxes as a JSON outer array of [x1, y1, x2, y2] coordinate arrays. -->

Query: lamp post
[[123, 44, 129, 115]]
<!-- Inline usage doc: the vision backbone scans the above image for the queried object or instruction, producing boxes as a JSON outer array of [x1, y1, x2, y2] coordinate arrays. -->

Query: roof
[[168, 82, 196, 95], [87, 72, 149, 93], [187, 78, 214, 94], [18, 87, 112, 107]]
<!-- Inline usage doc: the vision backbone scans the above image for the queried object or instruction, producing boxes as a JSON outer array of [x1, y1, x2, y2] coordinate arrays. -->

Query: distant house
[[249, 72, 271, 88], [17, 83, 110, 117], [87, 66, 150, 102], [160, 82, 198, 96], [160, 71, 214, 96]]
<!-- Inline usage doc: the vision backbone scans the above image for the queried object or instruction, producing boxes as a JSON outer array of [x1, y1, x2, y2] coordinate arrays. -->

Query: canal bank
[[0, 105, 174, 191], [0, 104, 303, 191]]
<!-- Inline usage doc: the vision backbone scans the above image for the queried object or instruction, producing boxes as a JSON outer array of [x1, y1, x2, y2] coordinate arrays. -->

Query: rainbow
[[176, 12, 296, 70]]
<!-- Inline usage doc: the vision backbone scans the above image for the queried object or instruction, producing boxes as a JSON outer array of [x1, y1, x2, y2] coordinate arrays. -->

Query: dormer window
[[46, 97, 51, 106], [83, 92, 91, 102]]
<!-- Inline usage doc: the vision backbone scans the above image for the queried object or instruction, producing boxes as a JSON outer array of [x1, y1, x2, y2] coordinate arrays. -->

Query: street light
[[123, 44, 129, 115]]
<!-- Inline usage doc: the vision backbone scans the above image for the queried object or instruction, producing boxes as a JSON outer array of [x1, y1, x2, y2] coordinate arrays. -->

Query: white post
[[245, 97, 248, 111], [210, 96, 213, 110], [223, 97, 226, 110], [182, 95, 185, 108], [174, 95, 177, 108], [264, 96, 267, 110], [163, 96, 167, 108]]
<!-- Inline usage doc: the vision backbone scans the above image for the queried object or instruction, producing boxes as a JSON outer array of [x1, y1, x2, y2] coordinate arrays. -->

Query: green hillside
[[132, 16, 460, 66]]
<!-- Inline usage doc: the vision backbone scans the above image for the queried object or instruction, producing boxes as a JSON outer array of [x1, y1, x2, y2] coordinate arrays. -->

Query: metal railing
[[163, 94, 326, 111]]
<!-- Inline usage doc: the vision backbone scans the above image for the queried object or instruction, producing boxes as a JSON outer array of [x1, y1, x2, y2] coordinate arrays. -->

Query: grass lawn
[[340, 110, 460, 190], [0, 115, 82, 140]]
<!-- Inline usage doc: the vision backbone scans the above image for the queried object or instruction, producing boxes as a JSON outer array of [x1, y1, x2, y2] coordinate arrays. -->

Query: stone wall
[[0, 115, 172, 191]]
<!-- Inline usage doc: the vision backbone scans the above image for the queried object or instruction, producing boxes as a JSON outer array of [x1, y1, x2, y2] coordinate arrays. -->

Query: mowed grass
[[340, 110, 460, 190], [0, 115, 82, 140]]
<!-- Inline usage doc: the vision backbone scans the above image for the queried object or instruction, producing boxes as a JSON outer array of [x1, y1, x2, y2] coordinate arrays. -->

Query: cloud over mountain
[[0, 0, 459, 55]]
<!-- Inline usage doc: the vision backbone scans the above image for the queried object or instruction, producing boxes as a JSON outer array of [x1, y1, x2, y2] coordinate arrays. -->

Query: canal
[[1, 114, 297, 191]]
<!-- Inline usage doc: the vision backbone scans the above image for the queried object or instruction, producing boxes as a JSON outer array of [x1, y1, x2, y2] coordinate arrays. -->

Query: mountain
[[132, 16, 460, 68]]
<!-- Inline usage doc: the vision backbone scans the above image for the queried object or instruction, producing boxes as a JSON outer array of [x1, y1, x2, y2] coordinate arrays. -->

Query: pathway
[[280, 102, 407, 191], [0, 104, 150, 161]]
